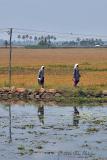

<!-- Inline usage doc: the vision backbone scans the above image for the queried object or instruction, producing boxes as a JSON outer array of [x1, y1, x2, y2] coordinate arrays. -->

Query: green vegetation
[[1, 64, 107, 73], [87, 128, 99, 133]]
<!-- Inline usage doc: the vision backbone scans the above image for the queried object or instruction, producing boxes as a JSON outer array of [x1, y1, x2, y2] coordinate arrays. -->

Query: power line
[[1, 27, 107, 40], [0, 28, 9, 31], [13, 28, 107, 39]]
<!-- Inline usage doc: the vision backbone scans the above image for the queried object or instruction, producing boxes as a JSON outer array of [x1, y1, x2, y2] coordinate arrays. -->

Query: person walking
[[38, 66, 45, 89], [73, 64, 80, 87]]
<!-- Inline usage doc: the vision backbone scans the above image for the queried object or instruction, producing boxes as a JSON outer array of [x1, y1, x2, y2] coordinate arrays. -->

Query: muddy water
[[0, 102, 107, 160]]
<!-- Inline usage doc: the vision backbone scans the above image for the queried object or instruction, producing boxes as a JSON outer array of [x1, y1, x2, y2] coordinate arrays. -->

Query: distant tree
[[22, 35, 26, 44], [76, 37, 81, 47], [37, 35, 56, 48], [53, 36, 56, 41], [38, 36, 45, 45], [4, 40, 8, 48], [25, 34, 29, 44], [95, 38, 104, 46], [29, 36, 32, 44], [34, 36, 37, 42], [46, 35, 51, 47], [17, 35, 21, 41]]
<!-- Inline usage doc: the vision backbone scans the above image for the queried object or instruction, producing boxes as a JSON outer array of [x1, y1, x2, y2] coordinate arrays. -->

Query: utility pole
[[9, 28, 12, 87]]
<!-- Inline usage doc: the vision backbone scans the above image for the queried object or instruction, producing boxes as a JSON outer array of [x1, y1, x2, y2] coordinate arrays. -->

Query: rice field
[[0, 48, 107, 89]]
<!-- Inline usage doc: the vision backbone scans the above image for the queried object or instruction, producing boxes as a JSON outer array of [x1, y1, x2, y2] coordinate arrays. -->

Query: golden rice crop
[[0, 48, 107, 89]]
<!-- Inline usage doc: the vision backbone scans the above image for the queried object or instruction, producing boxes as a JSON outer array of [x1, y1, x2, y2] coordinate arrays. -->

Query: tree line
[[1, 34, 105, 48]]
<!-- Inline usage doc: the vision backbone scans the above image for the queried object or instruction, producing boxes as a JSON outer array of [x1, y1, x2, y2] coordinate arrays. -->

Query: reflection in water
[[73, 106, 80, 126], [8, 104, 12, 142], [74, 106, 79, 115], [1, 103, 107, 160], [73, 115, 79, 126], [38, 102, 44, 125], [3, 103, 12, 142]]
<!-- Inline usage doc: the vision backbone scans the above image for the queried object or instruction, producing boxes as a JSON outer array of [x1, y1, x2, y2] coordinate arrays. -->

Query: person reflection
[[38, 102, 44, 125], [74, 106, 79, 115], [73, 106, 80, 126]]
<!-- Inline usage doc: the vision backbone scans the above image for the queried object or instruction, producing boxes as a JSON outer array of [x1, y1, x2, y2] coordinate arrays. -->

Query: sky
[[0, 0, 107, 36]]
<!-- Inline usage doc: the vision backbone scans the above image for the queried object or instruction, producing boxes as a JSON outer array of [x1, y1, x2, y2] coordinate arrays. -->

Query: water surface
[[0, 102, 107, 160]]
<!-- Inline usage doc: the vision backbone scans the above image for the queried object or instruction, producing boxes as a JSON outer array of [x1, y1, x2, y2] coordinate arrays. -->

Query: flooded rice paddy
[[0, 102, 107, 160]]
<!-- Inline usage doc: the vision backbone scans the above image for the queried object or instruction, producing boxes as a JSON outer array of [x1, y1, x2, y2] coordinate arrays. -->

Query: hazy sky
[[0, 0, 107, 35]]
